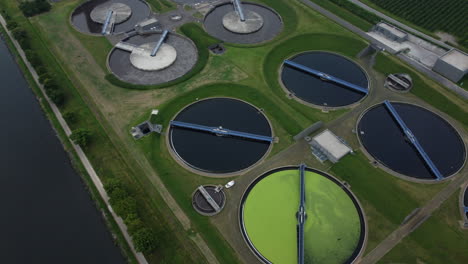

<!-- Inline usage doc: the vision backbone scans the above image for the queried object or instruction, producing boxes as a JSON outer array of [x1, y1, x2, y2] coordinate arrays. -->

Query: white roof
[[439, 49, 468, 71], [313, 130, 351, 160]]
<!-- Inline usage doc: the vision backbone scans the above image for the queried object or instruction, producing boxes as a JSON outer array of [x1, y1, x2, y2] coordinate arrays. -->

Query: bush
[[70, 128, 92, 147], [63, 111, 77, 124], [125, 214, 145, 233], [6, 21, 18, 30], [43, 78, 59, 91], [113, 197, 138, 217], [19, 0, 51, 17], [104, 178, 124, 193], [24, 50, 42, 68], [133, 228, 158, 254], [38, 72, 51, 84], [12, 28, 27, 42], [47, 89, 65, 106]]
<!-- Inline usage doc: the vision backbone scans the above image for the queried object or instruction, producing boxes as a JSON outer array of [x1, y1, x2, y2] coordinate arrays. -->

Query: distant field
[[368, 0, 467, 43]]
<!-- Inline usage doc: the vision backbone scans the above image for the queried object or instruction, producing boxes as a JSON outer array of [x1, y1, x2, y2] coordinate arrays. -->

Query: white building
[[311, 130, 352, 163]]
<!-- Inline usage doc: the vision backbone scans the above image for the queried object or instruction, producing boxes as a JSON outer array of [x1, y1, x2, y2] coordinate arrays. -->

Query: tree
[[104, 178, 124, 193], [113, 197, 137, 217], [133, 228, 158, 254], [63, 111, 77, 124], [125, 214, 144, 234], [47, 89, 65, 106], [70, 128, 92, 147]]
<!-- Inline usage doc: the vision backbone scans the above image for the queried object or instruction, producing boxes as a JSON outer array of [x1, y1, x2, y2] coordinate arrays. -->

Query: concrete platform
[[222, 10, 264, 34], [90, 3, 132, 24], [130, 43, 177, 71]]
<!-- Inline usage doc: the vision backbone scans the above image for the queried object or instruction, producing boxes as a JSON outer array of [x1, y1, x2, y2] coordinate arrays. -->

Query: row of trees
[[4, 8, 95, 148], [104, 178, 159, 254], [4, 13, 66, 107], [19, 0, 51, 17], [369, 0, 467, 47]]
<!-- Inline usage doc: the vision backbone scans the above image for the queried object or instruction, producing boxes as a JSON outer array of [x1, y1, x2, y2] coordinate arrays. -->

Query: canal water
[[0, 37, 126, 263]]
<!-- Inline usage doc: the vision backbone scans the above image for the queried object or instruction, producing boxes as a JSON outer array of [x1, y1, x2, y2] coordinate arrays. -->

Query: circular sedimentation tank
[[192, 185, 226, 216], [281, 52, 369, 108], [240, 167, 365, 264], [71, 0, 150, 35], [169, 98, 272, 175], [108, 32, 197, 85], [385, 73, 412, 92], [357, 102, 466, 180], [204, 2, 282, 44]]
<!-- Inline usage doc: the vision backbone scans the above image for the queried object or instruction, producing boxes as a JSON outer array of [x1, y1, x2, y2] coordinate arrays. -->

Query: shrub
[[63, 111, 77, 124], [19, 0, 51, 17], [70, 128, 92, 147], [47, 89, 65, 106], [113, 197, 138, 217], [6, 21, 18, 30], [133, 228, 158, 253]]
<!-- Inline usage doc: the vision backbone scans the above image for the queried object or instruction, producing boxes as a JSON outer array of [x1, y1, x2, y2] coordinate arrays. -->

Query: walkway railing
[[101, 10, 115, 35], [232, 0, 246, 21], [283, 60, 369, 94], [170, 121, 273, 143], [150, 30, 169, 57], [197, 186, 221, 212], [383, 100, 443, 180], [297, 164, 307, 264]]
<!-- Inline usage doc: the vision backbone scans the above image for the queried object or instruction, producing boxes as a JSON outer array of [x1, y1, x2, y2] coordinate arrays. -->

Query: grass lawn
[[379, 192, 468, 263], [330, 152, 447, 252]]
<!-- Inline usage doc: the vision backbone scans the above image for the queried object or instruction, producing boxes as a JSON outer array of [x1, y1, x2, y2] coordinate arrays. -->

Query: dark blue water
[[281, 52, 368, 107], [170, 98, 272, 173], [358, 102, 466, 179], [0, 37, 126, 263]]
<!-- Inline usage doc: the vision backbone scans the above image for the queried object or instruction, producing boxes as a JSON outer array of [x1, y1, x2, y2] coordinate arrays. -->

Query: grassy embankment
[[380, 192, 468, 263]]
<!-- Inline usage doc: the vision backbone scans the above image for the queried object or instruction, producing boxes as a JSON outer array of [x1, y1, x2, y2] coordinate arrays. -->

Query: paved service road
[[347, 0, 452, 50]]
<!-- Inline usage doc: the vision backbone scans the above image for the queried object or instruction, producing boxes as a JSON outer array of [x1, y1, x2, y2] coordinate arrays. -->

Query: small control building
[[311, 130, 352, 163], [433, 49, 468, 82]]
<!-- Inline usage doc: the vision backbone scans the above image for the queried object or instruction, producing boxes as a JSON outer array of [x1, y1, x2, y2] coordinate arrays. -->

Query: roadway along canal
[[0, 36, 127, 263]]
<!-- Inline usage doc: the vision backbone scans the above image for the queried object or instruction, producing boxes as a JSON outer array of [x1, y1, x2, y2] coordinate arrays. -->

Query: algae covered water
[[241, 168, 364, 263]]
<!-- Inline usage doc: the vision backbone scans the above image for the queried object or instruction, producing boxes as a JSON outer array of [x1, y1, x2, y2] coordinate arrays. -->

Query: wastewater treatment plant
[[2, 0, 468, 263]]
